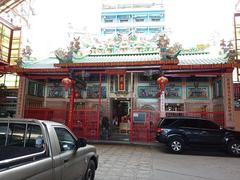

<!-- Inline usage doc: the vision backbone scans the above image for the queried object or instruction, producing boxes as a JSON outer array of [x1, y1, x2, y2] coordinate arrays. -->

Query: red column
[[97, 73, 102, 139], [67, 80, 75, 130], [130, 72, 133, 143]]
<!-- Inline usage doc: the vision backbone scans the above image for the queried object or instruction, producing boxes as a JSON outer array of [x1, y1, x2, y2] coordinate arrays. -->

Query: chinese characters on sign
[[226, 78, 233, 122], [118, 74, 125, 91]]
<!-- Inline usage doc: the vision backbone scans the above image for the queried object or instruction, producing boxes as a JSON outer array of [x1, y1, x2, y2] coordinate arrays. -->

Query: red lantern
[[75, 92, 80, 98], [157, 76, 168, 92], [61, 78, 72, 91]]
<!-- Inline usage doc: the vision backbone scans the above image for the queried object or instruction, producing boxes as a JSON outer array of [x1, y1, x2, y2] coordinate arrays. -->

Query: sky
[[25, 0, 237, 59]]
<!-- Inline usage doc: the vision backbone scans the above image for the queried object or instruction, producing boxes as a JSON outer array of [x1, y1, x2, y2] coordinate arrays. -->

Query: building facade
[[11, 36, 237, 142]]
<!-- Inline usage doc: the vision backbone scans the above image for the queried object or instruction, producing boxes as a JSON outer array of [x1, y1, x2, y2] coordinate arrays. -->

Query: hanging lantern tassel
[[75, 92, 80, 98], [157, 76, 168, 95], [61, 78, 72, 91]]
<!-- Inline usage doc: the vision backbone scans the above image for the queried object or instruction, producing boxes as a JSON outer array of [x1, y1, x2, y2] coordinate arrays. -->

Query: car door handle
[[201, 131, 208, 134]]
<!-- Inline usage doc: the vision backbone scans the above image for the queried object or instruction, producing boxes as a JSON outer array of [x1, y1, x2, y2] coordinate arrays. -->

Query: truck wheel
[[168, 137, 185, 153], [84, 160, 95, 180], [227, 141, 240, 156]]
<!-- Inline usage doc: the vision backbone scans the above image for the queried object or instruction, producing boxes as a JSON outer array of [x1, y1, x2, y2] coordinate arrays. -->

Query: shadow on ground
[[89, 140, 238, 158], [156, 145, 235, 158]]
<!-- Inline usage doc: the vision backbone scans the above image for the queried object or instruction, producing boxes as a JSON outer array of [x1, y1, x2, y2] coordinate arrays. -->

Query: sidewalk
[[93, 144, 240, 180]]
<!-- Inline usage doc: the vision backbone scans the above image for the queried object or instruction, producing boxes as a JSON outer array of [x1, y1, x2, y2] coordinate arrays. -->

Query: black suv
[[156, 116, 240, 156]]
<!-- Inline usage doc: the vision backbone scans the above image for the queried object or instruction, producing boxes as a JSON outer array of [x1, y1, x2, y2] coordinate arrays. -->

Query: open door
[[109, 98, 130, 141]]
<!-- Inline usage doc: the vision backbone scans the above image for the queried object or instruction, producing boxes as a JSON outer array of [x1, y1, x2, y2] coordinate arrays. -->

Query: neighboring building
[[0, 17, 21, 117], [233, 13, 240, 130], [0, 0, 35, 117], [101, 0, 165, 37], [0, 0, 26, 14]]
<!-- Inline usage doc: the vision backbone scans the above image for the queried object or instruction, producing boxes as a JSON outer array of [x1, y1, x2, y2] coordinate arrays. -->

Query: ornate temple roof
[[22, 51, 229, 70], [178, 52, 228, 65], [16, 34, 235, 75]]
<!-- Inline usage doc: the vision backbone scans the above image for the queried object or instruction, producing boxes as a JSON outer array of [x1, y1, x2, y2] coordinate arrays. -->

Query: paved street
[[92, 144, 240, 180]]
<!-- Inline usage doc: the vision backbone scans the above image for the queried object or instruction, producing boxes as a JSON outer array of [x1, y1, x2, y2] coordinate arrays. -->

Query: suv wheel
[[227, 141, 240, 156], [168, 137, 185, 153]]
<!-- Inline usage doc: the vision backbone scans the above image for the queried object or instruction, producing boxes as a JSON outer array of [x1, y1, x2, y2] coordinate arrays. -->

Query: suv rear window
[[158, 118, 178, 128], [198, 120, 219, 129], [183, 119, 199, 128], [158, 118, 200, 128]]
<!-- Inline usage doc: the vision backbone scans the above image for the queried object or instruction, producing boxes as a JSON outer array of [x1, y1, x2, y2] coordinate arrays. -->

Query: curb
[[88, 140, 161, 148]]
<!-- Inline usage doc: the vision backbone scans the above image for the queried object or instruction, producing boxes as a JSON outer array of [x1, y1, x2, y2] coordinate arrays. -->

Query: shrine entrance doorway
[[109, 98, 131, 141]]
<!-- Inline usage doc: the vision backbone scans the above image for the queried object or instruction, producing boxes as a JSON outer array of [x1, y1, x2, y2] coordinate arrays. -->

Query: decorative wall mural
[[28, 81, 44, 97], [186, 87, 209, 99], [47, 86, 64, 98], [138, 86, 158, 98], [165, 86, 182, 98], [87, 85, 106, 99]]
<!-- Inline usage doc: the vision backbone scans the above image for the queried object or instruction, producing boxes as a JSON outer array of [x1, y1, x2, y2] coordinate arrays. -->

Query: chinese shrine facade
[[10, 47, 237, 143]]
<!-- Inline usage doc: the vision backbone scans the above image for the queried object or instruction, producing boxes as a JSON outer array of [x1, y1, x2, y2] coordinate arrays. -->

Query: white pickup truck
[[0, 118, 98, 180]]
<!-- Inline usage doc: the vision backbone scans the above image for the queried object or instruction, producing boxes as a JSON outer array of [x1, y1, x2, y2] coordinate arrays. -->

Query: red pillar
[[130, 72, 133, 143], [67, 80, 75, 130], [97, 73, 102, 140]]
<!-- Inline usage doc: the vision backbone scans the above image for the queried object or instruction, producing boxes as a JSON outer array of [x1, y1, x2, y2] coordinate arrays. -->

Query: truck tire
[[168, 137, 185, 153], [227, 140, 240, 156], [84, 160, 96, 180]]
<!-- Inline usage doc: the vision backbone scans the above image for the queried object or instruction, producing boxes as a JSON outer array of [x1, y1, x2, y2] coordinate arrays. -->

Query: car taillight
[[156, 128, 163, 133]]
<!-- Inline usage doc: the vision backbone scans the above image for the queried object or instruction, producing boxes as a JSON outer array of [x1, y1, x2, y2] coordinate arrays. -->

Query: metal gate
[[24, 108, 99, 139], [130, 109, 160, 142]]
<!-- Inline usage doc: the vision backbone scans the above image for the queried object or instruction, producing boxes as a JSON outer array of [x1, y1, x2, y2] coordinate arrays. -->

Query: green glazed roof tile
[[23, 51, 228, 69]]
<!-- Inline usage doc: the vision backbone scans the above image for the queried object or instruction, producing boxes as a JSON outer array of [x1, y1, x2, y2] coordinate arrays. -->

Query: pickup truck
[[0, 118, 99, 180]]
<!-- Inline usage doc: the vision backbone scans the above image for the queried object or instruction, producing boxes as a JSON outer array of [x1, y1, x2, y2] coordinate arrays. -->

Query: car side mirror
[[76, 138, 87, 148]]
